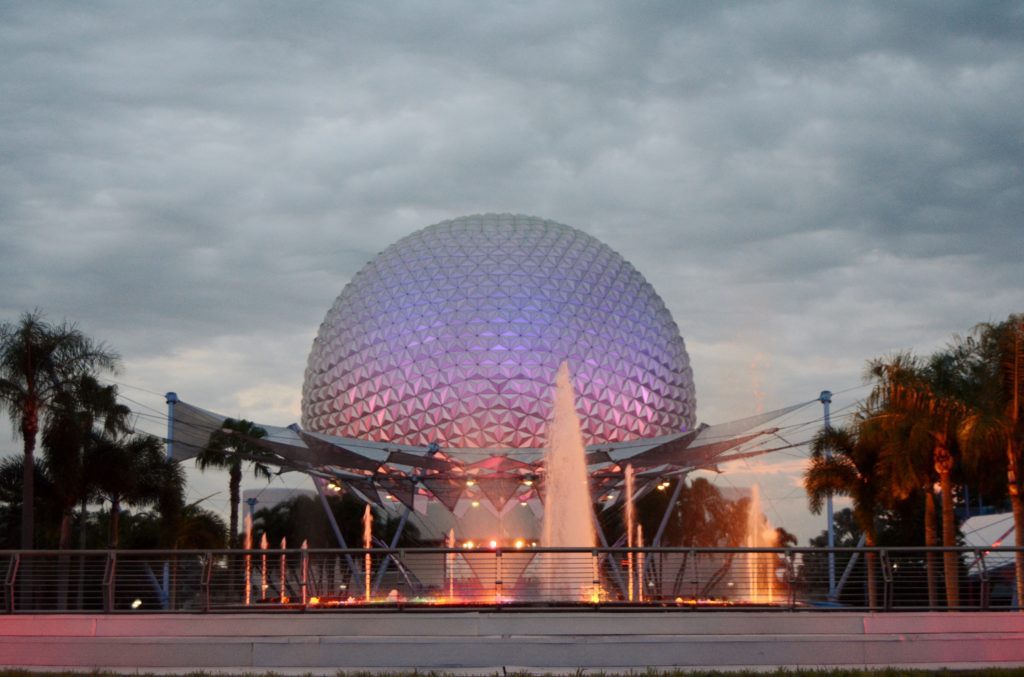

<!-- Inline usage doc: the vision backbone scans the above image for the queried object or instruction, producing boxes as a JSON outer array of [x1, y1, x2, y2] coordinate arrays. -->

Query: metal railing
[[1, 546, 1019, 612]]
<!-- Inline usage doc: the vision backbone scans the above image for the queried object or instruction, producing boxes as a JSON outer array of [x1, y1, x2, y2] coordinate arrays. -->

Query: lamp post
[[820, 390, 836, 601]]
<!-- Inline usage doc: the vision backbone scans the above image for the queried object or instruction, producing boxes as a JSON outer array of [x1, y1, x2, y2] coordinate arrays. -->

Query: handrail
[[1, 546, 1019, 614]]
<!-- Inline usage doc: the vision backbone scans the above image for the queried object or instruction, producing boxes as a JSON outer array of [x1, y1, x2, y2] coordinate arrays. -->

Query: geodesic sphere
[[301, 214, 696, 448]]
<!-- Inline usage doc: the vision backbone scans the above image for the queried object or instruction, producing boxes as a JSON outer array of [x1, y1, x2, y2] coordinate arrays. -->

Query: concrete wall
[[2, 611, 1024, 672]]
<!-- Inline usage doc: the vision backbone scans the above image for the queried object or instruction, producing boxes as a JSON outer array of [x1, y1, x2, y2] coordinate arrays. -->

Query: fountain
[[244, 514, 253, 606], [624, 463, 636, 601], [279, 537, 287, 602], [260, 533, 269, 601], [446, 528, 456, 601], [743, 484, 779, 603], [363, 505, 373, 602], [540, 362, 596, 600]]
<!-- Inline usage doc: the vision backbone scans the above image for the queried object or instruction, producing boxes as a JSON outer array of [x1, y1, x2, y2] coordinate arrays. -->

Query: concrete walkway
[[3, 611, 1024, 673]]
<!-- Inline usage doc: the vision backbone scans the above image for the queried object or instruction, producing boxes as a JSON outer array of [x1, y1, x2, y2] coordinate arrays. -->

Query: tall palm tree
[[195, 418, 274, 549], [869, 353, 965, 607], [42, 375, 132, 549], [958, 315, 1024, 606], [0, 311, 118, 548], [805, 422, 884, 607]]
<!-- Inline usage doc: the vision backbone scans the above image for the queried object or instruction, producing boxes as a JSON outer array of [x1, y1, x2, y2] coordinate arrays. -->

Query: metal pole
[[164, 392, 178, 460], [652, 477, 685, 547], [313, 477, 362, 580], [372, 504, 411, 594], [820, 390, 836, 601]]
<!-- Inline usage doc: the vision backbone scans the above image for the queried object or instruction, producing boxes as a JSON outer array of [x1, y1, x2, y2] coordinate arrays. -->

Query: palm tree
[[42, 375, 132, 549], [868, 353, 965, 607], [958, 315, 1024, 606], [805, 422, 884, 608], [195, 419, 274, 549], [0, 311, 118, 548], [86, 432, 169, 547], [0, 456, 61, 548]]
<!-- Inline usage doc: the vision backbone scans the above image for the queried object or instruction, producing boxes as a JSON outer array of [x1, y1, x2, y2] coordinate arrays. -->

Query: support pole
[[820, 390, 836, 601], [164, 392, 178, 460], [372, 504, 411, 595], [835, 532, 867, 599], [646, 477, 685, 593], [593, 508, 627, 597], [652, 477, 685, 547], [313, 477, 362, 581]]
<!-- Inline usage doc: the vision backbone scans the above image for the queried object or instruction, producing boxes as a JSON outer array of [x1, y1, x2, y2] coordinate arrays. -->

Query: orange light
[[463, 540, 475, 549], [514, 539, 525, 549], [471, 500, 480, 508], [309, 596, 321, 605], [489, 540, 498, 549], [466, 479, 476, 487]]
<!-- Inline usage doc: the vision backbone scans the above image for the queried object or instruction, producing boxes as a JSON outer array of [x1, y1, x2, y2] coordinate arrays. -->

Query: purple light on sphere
[[301, 214, 696, 449]]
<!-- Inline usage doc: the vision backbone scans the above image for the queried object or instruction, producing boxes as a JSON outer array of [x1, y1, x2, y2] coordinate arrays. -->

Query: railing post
[[301, 545, 309, 606], [879, 550, 893, 611], [786, 549, 797, 610], [201, 553, 213, 612], [494, 549, 503, 608], [690, 548, 699, 600], [976, 548, 989, 610], [102, 552, 117, 613], [5, 554, 19, 613]]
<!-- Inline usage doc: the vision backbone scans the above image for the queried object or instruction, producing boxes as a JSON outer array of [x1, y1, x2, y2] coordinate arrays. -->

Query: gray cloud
[[1, 0, 1021, 540]]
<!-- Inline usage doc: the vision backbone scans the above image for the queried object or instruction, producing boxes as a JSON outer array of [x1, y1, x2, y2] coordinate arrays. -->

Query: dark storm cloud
[[1, 0, 1021, 425]]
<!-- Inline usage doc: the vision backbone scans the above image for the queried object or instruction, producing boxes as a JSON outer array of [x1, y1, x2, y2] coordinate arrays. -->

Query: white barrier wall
[[2, 611, 1024, 672]]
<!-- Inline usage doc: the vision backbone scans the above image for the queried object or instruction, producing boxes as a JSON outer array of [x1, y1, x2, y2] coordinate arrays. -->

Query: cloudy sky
[[1, 1, 1021, 542]]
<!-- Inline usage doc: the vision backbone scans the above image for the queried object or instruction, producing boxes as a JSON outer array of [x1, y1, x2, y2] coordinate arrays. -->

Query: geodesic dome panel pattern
[[301, 214, 696, 449]]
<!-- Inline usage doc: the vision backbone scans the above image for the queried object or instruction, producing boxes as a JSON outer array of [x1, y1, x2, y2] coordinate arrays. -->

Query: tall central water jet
[[541, 362, 596, 599]]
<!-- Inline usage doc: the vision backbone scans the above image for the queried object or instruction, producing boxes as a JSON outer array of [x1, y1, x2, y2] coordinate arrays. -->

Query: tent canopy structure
[[166, 394, 816, 522]]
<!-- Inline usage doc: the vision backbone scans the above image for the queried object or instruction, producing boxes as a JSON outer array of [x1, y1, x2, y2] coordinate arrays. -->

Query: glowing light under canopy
[[302, 213, 696, 449]]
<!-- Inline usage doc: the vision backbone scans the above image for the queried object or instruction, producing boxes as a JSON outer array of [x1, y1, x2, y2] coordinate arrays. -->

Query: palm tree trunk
[[938, 468, 959, 607], [865, 529, 878, 610], [20, 409, 38, 549], [78, 495, 87, 610], [58, 510, 73, 549], [57, 509, 72, 610], [110, 496, 121, 548], [1008, 440, 1024, 609], [18, 411, 38, 609], [924, 489, 938, 609], [229, 465, 241, 549]]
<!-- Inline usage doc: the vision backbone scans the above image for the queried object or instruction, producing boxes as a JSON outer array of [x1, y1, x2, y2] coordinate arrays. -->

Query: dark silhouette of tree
[[0, 310, 118, 548], [805, 422, 885, 607], [86, 432, 169, 547], [868, 353, 966, 607], [195, 419, 274, 548], [42, 375, 131, 549], [957, 315, 1024, 606]]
